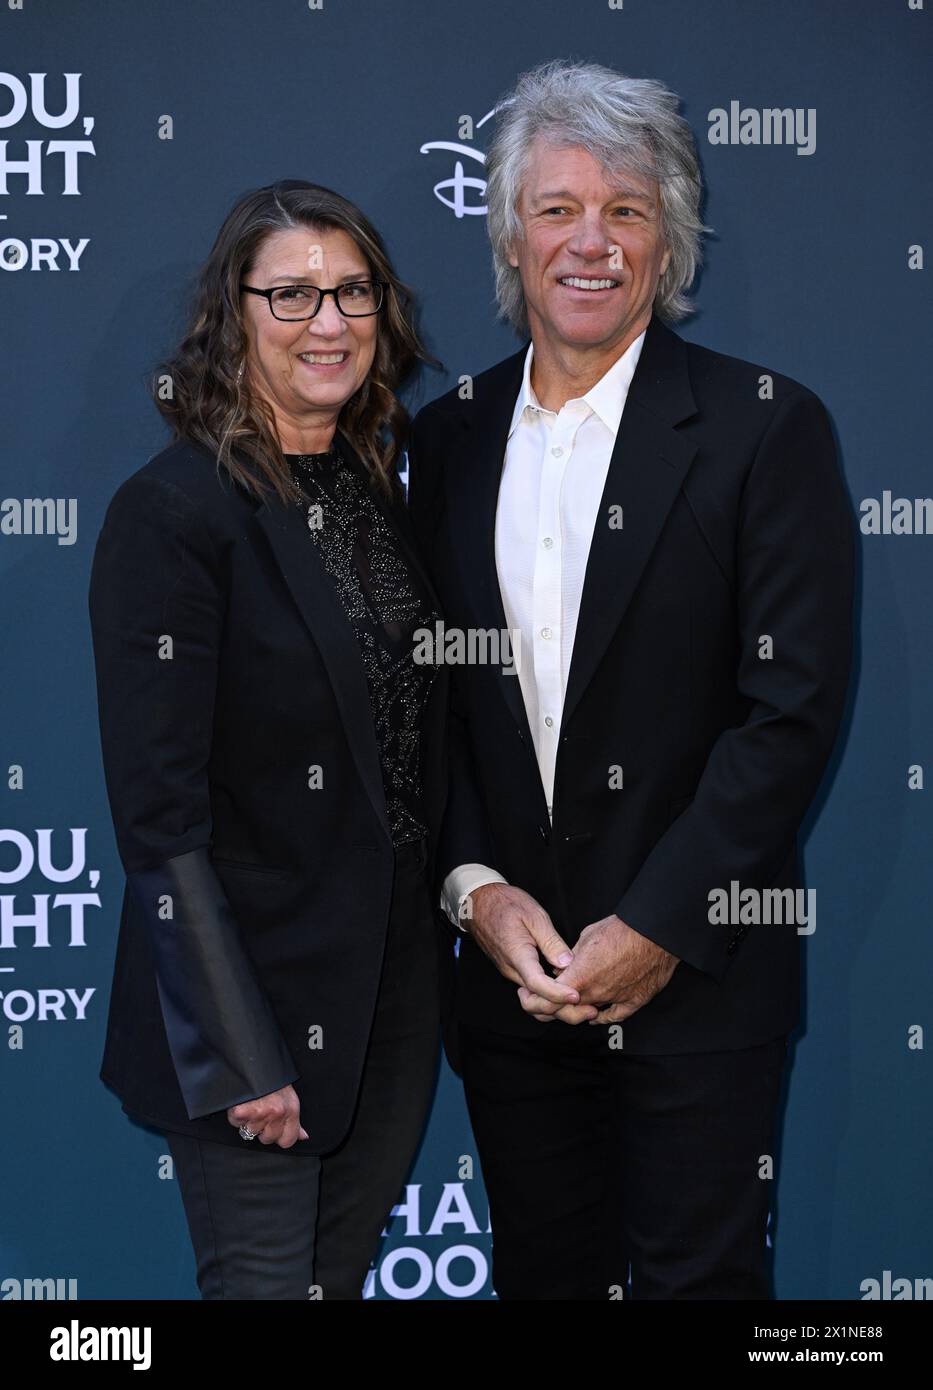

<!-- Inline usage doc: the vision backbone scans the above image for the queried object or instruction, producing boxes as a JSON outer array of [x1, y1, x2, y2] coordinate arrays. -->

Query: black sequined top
[[283, 440, 440, 848]]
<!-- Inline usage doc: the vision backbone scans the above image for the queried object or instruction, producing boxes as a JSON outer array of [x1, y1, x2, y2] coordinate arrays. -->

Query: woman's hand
[[227, 1084, 308, 1148]]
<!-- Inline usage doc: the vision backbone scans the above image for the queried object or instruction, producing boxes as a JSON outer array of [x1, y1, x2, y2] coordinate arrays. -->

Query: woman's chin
[[290, 383, 358, 414]]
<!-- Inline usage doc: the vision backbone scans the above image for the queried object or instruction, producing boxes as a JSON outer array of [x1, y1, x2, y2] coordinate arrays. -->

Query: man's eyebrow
[[530, 188, 654, 205]]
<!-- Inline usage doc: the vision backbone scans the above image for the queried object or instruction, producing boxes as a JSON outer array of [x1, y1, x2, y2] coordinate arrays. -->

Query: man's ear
[[660, 244, 672, 276]]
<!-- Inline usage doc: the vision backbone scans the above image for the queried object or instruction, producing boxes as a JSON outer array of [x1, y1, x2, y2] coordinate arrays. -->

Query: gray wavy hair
[[485, 59, 709, 335]]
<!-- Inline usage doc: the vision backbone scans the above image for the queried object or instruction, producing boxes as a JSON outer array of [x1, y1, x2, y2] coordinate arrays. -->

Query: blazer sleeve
[[88, 469, 299, 1119], [406, 407, 499, 899], [614, 390, 855, 980]]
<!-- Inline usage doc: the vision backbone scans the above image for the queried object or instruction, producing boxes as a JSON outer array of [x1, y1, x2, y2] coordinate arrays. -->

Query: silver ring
[[238, 1124, 258, 1141]]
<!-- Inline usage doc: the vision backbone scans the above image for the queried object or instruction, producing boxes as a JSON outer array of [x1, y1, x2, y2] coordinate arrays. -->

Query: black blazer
[[88, 428, 448, 1154], [407, 314, 855, 1054]]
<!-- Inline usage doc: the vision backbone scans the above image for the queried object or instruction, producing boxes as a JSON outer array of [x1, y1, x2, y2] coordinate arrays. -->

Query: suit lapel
[[562, 321, 699, 727], [448, 315, 699, 737], [254, 477, 391, 842], [446, 345, 535, 745]]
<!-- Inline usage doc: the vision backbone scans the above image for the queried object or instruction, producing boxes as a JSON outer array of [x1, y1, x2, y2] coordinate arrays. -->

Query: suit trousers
[[163, 835, 440, 1300], [458, 1020, 788, 1300]]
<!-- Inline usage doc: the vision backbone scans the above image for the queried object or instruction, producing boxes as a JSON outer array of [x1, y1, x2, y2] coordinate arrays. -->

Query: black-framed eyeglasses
[[240, 279, 386, 320]]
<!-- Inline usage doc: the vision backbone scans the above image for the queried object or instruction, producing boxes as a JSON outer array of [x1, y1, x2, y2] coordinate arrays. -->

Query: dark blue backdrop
[[1, 0, 930, 1300]]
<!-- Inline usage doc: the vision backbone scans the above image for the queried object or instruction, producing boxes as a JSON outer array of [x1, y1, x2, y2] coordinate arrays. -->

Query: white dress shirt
[[441, 329, 647, 927]]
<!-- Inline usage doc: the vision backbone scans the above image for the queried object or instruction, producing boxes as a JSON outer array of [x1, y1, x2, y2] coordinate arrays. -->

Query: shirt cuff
[[440, 864, 509, 932]]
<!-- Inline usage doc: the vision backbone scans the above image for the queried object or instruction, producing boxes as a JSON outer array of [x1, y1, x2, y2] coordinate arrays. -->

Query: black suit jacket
[[407, 314, 854, 1054], [88, 429, 448, 1154]]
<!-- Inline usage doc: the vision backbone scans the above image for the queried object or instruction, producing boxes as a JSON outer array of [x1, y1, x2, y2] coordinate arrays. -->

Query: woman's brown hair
[[152, 179, 438, 502]]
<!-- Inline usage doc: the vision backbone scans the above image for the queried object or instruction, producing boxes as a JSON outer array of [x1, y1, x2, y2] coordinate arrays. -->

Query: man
[[407, 59, 854, 1300]]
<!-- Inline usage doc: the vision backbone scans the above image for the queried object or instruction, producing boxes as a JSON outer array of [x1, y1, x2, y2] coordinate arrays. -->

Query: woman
[[88, 179, 449, 1299]]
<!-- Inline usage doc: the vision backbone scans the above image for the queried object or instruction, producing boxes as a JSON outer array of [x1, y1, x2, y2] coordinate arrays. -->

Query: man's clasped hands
[[466, 882, 680, 1025]]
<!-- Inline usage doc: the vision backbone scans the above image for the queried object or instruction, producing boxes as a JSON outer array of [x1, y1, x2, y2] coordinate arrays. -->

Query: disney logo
[[419, 110, 496, 217]]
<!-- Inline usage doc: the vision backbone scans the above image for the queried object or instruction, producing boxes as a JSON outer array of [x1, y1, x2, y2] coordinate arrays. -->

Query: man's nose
[[566, 216, 613, 260]]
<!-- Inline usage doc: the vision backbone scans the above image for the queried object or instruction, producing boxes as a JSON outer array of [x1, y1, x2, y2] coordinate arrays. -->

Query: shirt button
[[540, 626, 553, 640], [551, 446, 564, 457], [542, 536, 554, 548], [544, 716, 554, 727]]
